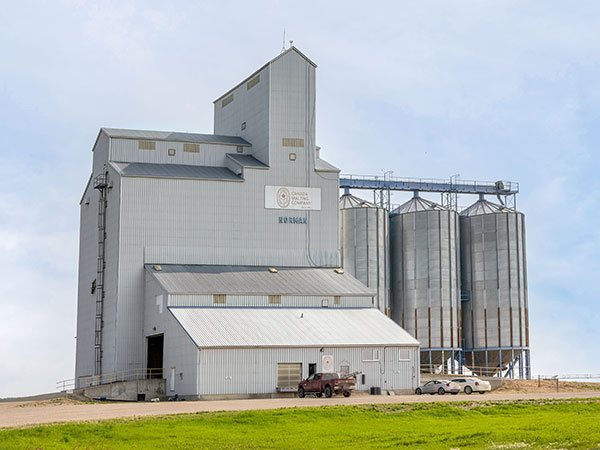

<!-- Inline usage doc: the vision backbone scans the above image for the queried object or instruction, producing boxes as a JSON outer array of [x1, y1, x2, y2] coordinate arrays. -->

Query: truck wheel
[[324, 385, 333, 398], [464, 386, 472, 395], [298, 387, 305, 398], [438, 388, 445, 395], [343, 391, 351, 398]]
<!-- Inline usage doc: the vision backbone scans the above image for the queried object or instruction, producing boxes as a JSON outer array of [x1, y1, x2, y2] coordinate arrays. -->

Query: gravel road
[[2, 391, 600, 428]]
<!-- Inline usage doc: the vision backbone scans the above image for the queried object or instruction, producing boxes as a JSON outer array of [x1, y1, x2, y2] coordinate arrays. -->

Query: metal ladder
[[93, 173, 109, 377]]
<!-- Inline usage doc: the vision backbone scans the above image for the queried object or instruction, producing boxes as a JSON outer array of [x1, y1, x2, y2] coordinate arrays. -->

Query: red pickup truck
[[298, 372, 356, 398]]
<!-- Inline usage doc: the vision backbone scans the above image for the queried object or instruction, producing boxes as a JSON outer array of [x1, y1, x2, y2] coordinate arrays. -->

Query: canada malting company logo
[[276, 187, 291, 208]]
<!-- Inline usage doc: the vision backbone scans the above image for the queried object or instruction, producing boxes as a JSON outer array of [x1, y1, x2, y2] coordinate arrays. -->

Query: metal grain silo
[[390, 193, 461, 370], [339, 194, 389, 315], [460, 195, 530, 378]]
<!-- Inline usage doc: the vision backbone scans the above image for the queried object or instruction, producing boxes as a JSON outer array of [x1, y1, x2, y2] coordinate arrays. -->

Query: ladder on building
[[93, 173, 109, 377]]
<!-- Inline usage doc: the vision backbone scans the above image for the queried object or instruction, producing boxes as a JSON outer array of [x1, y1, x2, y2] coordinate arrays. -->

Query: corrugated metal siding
[[144, 273, 198, 395], [110, 139, 249, 168], [168, 294, 371, 308], [197, 346, 418, 395], [169, 307, 419, 348], [148, 265, 374, 296]]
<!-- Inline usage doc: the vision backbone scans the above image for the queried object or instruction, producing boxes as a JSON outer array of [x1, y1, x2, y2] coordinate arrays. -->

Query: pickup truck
[[298, 372, 356, 398]]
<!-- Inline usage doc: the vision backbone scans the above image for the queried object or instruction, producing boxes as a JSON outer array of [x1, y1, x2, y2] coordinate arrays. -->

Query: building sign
[[279, 216, 307, 224], [322, 355, 334, 373], [265, 185, 321, 211]]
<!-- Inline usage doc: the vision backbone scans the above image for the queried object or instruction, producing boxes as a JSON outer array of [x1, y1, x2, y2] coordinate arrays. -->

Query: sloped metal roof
[[102, 128, 251, 146], [460, 199, 511, 216], [315, 158, 340, 173], [169, 307, 420, 348], [339, 194, 378, 209], [226, 153, 268, 168], [110, 162, 242, 181], [392, 196, 445, 214], [147, 265, 375, 297]]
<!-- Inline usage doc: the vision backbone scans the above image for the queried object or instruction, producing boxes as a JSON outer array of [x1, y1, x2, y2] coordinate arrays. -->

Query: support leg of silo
[[499, 349, 502, 378], [442, 350, 445, 374], [485, 350, 489, 377], [519, 349, 524, 379], [526, 349, 531, 380], [429, 350, 432, 374], [511, 349, 515, 379], [451, 351, 455, 375]]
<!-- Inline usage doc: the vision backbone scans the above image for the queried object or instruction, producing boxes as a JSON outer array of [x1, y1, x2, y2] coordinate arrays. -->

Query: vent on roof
[[334, 268, 344, 275], [183, 143, 200, 153], [247, 75, 260, 90], [153, 265, 162, 271], [241, 122, 246, 130], [222, 94, 234, 107], [139, 140, 156, 150], [268, 267, 278, 273], [282, 138, 304, 148]]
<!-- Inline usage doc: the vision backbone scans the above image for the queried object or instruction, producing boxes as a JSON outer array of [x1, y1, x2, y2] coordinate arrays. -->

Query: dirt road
[[2, 391, 600, 429]]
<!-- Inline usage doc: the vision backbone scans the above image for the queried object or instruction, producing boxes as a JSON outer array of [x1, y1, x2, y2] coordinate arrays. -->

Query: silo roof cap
[[339, 194, 379, 209], [392, 197, 445, 214], [460, 199, 515, 216]]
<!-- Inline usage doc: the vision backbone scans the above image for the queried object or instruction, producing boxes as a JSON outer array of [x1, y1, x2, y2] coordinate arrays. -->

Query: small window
[[138, 140, 156, 150], [168, 148, 176, 156], [321, 299, 329, 308], [362, 349, 380, 362], [399, 349, 411, 361], [289, 153, 296, 161], [282, 138, 304, 148], [213, 294, 226, 304], [241, 122, 246, 130], [222, 94, 234, 107], [236, 145, 243, 153], [183, 143, 200, 153], [334, 296, 340, 305], [247, 75, 260, 90], [269, 295, 281, 305], [340, 365, 350, 376]]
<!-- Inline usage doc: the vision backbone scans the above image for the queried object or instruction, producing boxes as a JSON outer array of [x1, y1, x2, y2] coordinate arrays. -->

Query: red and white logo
[[276, 187, 291, 208]]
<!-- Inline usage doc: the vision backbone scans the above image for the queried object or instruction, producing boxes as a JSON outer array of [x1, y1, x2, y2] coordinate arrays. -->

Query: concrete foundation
[[82, 379, 166, 401]]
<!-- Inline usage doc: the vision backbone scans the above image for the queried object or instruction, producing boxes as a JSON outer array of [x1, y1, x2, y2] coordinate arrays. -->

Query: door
[[309, 363, 317, 376], [147, 334, 164, 379]]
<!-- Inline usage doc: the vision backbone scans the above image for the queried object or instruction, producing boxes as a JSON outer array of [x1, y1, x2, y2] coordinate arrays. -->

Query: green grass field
[[2, 399, 600, 449]]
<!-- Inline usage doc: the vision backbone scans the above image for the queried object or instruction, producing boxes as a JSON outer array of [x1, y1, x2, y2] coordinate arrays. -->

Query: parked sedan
[[415, 380, 460, 395], [451, 377, 492, 394]]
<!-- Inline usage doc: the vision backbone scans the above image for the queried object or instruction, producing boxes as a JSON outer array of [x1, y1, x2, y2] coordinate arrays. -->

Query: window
[[236, 145, 243, 153], [334, 296, 340, 305], [321, 299, 329, 308], [213, 294, 226, 304], [340, 365, 350, 376], [168, 148, 176, 156], [268, 295, 281, 305], [289, 153, 296, 161], [222, 94, 234, 107], [247, 75, 260, 90], [183, 143, 200, 153], [399, 349, 411, 361], [277, 363, 302, 389], [138, 140, 156, 150], [282, 138, 304, 147], [362, 349, 380, 362]]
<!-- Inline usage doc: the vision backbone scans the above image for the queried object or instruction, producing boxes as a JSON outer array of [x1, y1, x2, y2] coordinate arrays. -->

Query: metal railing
[[56, 368, 164, 391]]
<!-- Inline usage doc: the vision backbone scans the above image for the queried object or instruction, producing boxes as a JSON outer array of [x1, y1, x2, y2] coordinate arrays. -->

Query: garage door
[[277, 363, 302, 389]]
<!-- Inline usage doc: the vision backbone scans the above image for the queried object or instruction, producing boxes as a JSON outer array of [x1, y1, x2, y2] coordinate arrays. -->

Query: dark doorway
[[309, 363, 317, 376], [147, 334, 164, 379]]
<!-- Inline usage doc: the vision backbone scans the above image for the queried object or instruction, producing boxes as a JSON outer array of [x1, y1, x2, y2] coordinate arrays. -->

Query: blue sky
[[1, 1, 599, 396]]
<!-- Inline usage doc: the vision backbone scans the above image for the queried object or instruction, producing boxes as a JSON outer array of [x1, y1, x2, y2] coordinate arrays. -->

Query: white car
[[451, 377, 491, 394]]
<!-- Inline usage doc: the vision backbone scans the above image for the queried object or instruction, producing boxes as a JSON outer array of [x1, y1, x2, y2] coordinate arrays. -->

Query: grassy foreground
[[2, 399, 600, 449]]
